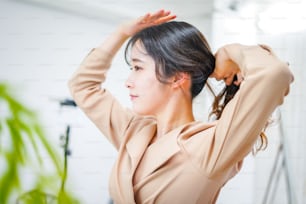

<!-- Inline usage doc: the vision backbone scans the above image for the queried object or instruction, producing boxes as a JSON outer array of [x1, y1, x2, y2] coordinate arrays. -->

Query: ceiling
[[13, 0, 283, 23], [14, 0, 305, 35], [13, 0, 214, 23]]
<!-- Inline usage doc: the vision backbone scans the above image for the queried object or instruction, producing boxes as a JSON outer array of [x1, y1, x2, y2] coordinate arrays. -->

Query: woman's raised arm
[[68, 10, 175, 149]]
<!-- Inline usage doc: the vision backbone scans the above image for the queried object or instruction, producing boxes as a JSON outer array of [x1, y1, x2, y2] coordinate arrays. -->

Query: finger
[[139, 13, 151, 24], [147, 10, 175, 24], [156, 10, 175, 21], [209, 72, 222, 81], [209, 72, 216, 78], [224, 75, 235, 86], [223, 71, 238, 85], [154, 15, 176, 24], [150, 9, 167, 19], [140, 10, 162, 23], [234, 72, 244, 86]]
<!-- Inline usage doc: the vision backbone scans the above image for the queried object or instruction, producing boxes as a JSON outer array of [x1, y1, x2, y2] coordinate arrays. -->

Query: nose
[[125, 75, 134, 89]]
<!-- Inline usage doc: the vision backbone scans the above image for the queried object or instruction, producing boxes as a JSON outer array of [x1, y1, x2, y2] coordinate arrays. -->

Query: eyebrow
[[131, 58, 145, 63]]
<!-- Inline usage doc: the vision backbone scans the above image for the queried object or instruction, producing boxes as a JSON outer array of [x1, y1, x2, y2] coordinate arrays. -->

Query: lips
[[129, 94, 138, 101]]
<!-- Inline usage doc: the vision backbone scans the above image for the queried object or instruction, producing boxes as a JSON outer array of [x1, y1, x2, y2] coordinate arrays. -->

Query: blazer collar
[[126, 122, 200, 187], [125, 123, 157, 170], [132, 126, 183, 185]]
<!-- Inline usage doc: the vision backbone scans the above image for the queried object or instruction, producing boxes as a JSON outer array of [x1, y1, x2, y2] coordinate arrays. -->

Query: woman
[[68, 10, 293, 204]]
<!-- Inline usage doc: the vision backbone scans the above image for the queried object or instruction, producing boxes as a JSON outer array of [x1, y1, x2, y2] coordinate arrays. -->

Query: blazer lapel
[[126, 123, 157, 172], [133, 121, 217, 184], [133, 126, 184, 183]]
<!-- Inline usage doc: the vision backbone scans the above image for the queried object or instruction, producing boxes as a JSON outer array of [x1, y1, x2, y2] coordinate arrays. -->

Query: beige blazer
[[68, 45, 293, 204]]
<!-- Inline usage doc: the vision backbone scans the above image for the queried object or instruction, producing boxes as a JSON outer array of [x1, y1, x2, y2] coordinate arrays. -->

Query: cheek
[[138, 72, 160, 90], [139, 77, 169, 101]]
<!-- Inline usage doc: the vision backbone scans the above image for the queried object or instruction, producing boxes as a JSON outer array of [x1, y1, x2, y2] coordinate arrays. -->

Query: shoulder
[[177, 121, 217, 149]]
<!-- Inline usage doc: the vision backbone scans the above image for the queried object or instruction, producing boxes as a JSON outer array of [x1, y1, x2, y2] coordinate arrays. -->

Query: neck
[[155, 94, 195, 139]]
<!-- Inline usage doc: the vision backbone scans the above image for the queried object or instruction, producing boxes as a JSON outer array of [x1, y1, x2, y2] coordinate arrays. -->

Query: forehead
[[129, 40, 156, 69], [130, 41, 150, 59]]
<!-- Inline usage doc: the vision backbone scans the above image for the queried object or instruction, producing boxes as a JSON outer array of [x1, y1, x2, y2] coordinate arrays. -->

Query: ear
[[172, 72, 190, 88]]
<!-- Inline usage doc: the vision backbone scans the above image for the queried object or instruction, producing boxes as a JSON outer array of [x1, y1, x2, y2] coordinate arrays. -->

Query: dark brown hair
[[208, 75, 240, 120], [124, 21, 215, 99], [207, 76, 268, 154], [125, 21, 267, 153]]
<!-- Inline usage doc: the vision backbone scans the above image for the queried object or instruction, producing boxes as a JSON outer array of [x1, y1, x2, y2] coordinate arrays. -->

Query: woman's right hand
[[98, 10, 175, 57], [118, 9, 176, 37]]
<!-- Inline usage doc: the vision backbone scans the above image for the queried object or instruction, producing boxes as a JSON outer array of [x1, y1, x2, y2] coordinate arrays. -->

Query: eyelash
[[130, 65, 142, 71]]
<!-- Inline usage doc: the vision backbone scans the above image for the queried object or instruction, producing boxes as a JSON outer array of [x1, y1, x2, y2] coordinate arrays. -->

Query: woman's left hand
[[211, 44, 243, 86]]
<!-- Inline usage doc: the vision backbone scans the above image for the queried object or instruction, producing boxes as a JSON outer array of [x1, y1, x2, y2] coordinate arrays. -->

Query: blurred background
[[0, 0, 305, 203]]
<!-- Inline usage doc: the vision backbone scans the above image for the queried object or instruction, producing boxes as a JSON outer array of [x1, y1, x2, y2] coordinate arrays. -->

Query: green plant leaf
[[0, 82, 79, 204]]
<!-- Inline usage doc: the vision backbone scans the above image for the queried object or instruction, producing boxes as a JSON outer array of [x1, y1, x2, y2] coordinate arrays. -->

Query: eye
[[130, 65, 143, 72]]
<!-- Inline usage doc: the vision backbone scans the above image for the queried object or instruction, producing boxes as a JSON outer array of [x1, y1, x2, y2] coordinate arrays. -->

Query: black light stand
[[262, 110, 297, 204], [16, 99, 76, 204], [60, 125, 71, 193], [58, 99, 76, 193]]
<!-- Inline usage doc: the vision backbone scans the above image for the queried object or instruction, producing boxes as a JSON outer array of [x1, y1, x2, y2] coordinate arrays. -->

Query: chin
[[132, 107, 153, 116]]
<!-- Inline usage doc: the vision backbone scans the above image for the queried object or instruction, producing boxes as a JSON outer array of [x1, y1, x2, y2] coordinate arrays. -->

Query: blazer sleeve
[[206, 45, 294, 176], [68, 48, 135, 150]]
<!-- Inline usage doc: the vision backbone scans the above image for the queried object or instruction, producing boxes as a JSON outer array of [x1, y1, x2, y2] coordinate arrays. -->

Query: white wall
[[254, 31, 306, 204], [0, 1, 117, 203], [0, 1, 213, 203], [1, 0, 305, 203]]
